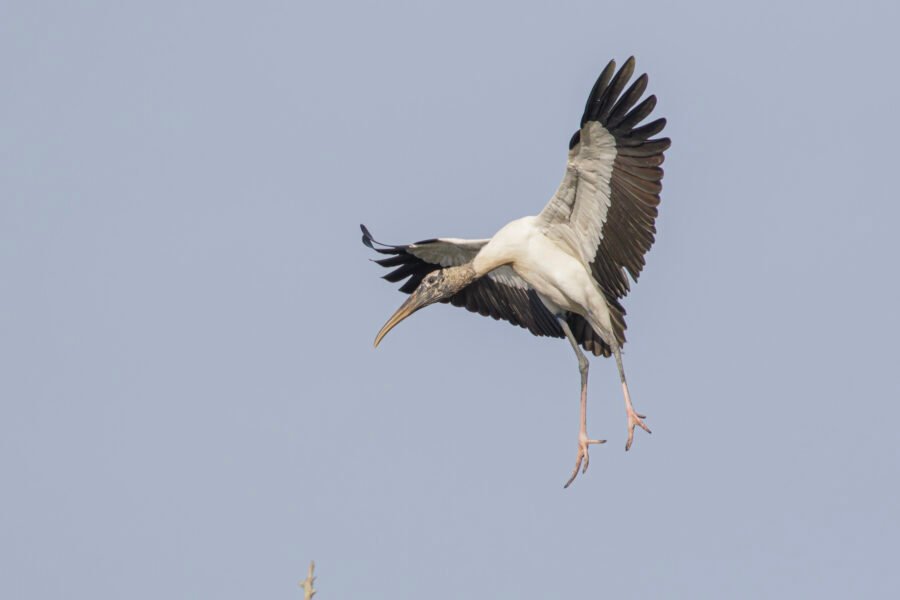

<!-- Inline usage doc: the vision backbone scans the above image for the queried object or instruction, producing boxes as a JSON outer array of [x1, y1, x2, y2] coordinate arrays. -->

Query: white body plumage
[[473, 216, 615, 342]]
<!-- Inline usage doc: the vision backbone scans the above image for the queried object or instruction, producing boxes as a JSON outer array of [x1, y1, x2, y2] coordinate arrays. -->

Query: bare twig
[[299, 560, 316, 599]]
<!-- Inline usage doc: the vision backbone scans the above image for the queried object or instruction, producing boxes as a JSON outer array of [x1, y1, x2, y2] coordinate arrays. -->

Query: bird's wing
[[536, 57, 669, 301], [361, 225, 611, 356], [361, 225, 489, 292]]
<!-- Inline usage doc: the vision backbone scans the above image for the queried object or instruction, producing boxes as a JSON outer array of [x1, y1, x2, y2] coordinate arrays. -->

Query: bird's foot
[[564, 431, 606, 488], [625, 408, 651, 451]]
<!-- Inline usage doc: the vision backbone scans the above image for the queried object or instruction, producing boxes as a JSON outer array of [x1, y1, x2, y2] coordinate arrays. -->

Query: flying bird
[[362, 57, 669, 487]]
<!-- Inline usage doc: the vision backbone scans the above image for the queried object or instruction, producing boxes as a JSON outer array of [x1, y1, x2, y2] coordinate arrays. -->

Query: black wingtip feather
[[578, 58, 660, 138], [607, 73, 648, 128], [595, 57, 635, 122], [612, 95, 657, 134], [360, 224, 405, 254], [618, 137, 671, 157], [581, 59, 616, 127], [625, 118, 667, 141], [569, 130, 581, 150], [360, 224, 375, 249], [374, 255, 408, 267]]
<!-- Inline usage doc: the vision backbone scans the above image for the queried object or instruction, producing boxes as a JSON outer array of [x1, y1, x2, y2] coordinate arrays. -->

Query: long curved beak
[[373, 292, 430, 348]]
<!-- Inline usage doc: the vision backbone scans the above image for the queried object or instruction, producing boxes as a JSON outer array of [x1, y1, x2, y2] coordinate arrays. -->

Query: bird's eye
[[426, 273, 438, 284]]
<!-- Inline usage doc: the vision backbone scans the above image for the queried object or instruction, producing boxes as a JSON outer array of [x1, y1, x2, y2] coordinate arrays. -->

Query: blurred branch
[[299, 560, 316, 599]]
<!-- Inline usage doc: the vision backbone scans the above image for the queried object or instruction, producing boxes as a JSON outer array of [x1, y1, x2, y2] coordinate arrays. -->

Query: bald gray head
[[374, 264, 477, 347]]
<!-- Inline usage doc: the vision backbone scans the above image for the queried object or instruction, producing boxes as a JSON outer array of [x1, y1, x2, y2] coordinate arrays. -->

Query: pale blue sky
[[2, 1, 899, 598]]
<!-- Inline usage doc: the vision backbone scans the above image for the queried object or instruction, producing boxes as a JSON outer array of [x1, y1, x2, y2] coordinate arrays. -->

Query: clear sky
[[2, 1, 899, 598]]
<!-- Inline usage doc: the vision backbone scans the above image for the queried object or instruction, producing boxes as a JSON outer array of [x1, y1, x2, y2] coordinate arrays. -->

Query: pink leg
[[558, 318, 605, 489], [614, 348, 651, 451]]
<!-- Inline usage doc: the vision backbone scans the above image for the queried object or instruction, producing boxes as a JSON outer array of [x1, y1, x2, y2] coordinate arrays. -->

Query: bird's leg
[[613, 347, 651, 450], [558, 317, 605, 488]]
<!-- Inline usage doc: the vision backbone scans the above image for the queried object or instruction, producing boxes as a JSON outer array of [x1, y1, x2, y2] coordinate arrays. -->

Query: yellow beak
[[373, 293, 426, 348]]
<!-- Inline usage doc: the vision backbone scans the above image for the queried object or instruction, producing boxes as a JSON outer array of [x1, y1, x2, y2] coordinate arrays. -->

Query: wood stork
[[362, 57, 669, 487]]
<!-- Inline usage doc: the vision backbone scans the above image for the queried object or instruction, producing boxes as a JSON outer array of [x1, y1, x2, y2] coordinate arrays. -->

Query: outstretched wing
[[361, 225, 611, 356], [537, 56, 669, 302]]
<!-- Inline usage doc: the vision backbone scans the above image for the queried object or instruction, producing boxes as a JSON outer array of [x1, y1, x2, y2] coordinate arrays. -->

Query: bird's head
[[374, 264, 477, 347]]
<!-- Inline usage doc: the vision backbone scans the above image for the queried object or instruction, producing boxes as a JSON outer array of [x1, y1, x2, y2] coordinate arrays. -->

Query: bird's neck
[[444, 264, 478, 291], [472, 226, 523, 276]]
